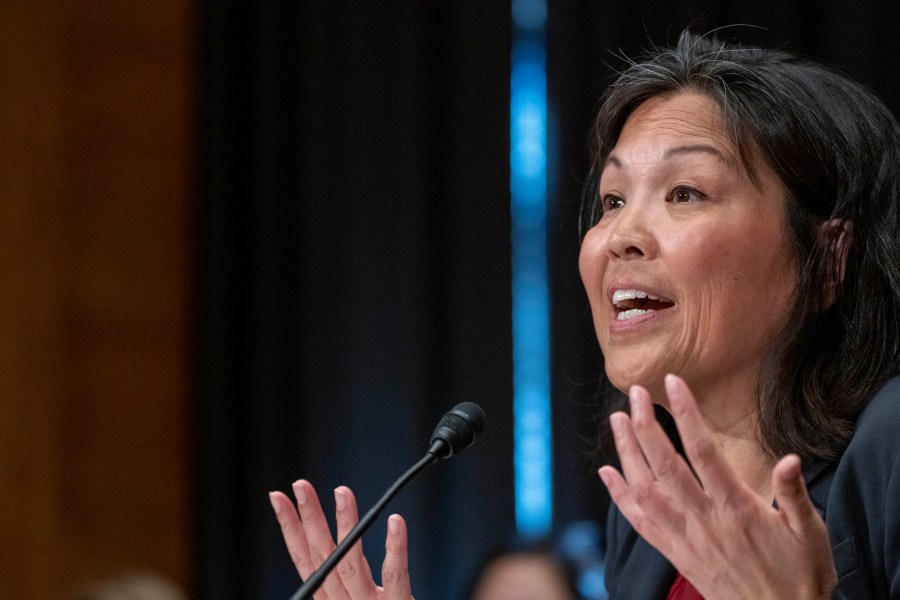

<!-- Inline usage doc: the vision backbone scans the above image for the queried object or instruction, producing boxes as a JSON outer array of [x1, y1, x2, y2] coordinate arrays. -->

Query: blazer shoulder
[[847, 376, 900, 459], [822, 377, 900, 598]]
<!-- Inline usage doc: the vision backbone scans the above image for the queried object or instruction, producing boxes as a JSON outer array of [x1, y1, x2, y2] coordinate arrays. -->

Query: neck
[[666, 372, 775, 499], [705, 416, 774, 499]]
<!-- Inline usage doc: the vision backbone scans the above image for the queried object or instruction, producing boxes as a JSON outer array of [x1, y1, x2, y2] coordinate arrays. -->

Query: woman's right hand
[[269, 480, 414, 599]]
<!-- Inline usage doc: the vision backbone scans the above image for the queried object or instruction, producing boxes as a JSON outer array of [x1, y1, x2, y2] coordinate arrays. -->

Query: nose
[[606, 203, 658, 259]]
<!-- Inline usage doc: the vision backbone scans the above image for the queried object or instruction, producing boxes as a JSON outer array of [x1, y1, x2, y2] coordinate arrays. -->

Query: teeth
[[612, 288, 664, 306], [612, 289, 637, 303], [618, 308, 652, 320]]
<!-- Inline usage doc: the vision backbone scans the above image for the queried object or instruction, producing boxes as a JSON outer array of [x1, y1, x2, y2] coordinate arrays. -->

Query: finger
[[610, 410, 654, 490], [381, 514, 413, 599], [628, 385, 706, 509], [599, 464, 645, 517], [606, 406, 689, 541], [270, 490, 316, 580], [664, 374, 743, 499], [773, 454, 824, 536], [333, 486, 377, 595], [599, 466, 673, 555], [292, 480, 347, 600]]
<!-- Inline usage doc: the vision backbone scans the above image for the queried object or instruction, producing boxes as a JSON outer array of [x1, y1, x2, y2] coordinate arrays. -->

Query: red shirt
[[667, 573, 704, 600]]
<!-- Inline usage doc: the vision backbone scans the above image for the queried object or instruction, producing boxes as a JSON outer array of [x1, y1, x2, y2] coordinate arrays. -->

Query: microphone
[[428, 401, 486, 459], [289, 403, 486, 600]]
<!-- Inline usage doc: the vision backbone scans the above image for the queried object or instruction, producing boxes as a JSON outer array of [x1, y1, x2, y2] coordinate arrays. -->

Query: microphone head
[[428, 402, 486, 459]]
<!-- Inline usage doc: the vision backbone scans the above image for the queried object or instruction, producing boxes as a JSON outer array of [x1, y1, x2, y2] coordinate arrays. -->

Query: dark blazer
[[603, 376, 900, 599]]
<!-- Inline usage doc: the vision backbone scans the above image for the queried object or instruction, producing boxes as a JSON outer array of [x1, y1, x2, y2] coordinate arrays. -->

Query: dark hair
[[582, 30, 900, 463]]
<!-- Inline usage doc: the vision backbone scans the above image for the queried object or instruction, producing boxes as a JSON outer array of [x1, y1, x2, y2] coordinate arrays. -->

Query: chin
[[604, 360, 667, 398], [604, 370, 630, 394], [604, 362, 643, 392]]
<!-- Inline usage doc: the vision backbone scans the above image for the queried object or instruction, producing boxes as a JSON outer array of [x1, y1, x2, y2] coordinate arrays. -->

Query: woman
[[583, 31, 900, 599], [270, 31, 900, 598]]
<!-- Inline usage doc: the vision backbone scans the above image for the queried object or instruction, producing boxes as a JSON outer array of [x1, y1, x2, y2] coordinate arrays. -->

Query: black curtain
[[199, 2, 900, 599], [200, 3, 515, 599]]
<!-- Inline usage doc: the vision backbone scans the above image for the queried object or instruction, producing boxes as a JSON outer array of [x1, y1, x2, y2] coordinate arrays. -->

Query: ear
[[820, 218, 852, 308]]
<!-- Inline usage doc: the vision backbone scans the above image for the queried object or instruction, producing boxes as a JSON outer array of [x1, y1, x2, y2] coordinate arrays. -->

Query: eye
[[668, 185, 705, 204], [601, 193, 625, 211]]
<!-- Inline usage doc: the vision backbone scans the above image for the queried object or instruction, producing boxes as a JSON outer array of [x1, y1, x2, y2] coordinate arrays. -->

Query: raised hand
[[269, 480, 414, 599], [599, 374, 837, 600]]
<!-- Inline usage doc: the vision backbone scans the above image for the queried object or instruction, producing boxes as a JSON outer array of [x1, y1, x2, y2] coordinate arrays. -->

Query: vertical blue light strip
[[511, 0, 551, 539]]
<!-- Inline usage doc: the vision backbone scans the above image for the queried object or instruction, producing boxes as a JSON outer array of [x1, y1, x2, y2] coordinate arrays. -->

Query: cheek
[[578, 230, 608, 295], [717, 224, 794, 297], [665, 222, 755, 288], [672, 223, 794, 343]]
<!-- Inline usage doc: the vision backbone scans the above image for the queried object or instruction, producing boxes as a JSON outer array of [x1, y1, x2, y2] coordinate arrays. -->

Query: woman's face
[[579, 93, 796, 406]]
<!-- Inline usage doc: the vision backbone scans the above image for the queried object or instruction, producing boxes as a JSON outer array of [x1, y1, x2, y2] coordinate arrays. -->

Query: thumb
[[773, 454, 822, 534]]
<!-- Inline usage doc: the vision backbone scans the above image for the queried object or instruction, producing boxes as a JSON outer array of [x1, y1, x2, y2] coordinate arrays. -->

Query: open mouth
[[612, 289, 675, 321]]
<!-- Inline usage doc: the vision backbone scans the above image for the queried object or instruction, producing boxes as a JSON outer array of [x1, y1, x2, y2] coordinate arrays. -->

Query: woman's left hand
[[599, 374, 837, 600]]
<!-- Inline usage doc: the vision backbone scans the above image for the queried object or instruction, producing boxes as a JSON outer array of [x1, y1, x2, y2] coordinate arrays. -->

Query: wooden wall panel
[[0, 2, 194, 598], [0, 4, 67, 598]]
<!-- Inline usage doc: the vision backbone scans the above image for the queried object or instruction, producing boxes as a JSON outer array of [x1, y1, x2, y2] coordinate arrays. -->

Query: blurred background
[[4, 1, 900, 598]]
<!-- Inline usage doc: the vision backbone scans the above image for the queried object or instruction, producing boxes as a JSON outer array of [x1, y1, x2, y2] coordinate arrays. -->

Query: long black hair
[[583, 30, 900, 462]]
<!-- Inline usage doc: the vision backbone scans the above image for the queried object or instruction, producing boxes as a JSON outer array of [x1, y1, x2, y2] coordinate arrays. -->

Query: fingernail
[[292, 481, 308, 505], [388, 515, 400, 535], [664, 374, 679, 397], [784, 454, 802, 480], [610, 412, 624, 436], [269, 492, 280, 514], [334, 488, 346, 511], [597, 468, 609, 486]]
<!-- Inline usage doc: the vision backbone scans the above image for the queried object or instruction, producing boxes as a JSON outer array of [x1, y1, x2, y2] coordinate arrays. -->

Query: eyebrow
[[605, 144, 732, 169]]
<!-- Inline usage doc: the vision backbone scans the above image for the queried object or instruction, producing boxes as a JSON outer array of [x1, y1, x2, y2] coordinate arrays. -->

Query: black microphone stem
[[289, 450, 439, 600]]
